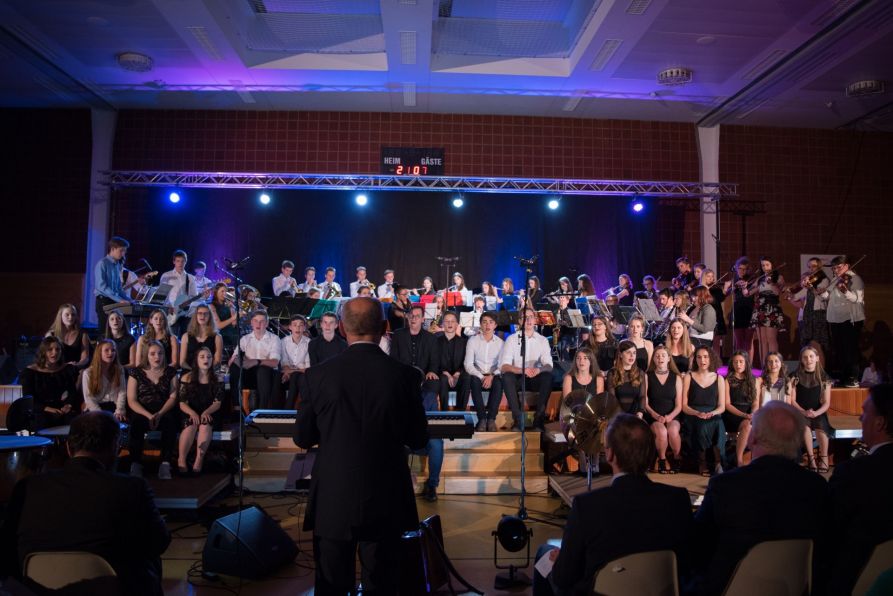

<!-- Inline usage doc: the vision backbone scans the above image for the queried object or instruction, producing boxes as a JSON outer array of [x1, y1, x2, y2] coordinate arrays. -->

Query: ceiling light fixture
[[657, 67, 692, 86], [845, 80, 885, 98], [116, 52, 153, 72]]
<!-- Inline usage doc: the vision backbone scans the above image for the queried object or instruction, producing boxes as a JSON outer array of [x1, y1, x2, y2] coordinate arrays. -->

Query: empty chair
[[852, 539, 893, 596], [592, 550, 678, 596], [722, 539, 812, 596], [24, 551, 119, 593]]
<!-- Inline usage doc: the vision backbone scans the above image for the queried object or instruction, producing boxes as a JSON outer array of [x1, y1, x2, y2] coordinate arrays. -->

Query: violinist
[[748, 257, 785, 363], [726, 257, 755, 362], [701, 269, 728, 356], [785, 257, 830, 356], [820, 255, 865, 388], [672, 257, 696, 290], [613, 274, 634, 307]]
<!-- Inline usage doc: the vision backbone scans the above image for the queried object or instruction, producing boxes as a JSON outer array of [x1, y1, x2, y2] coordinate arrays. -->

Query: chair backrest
[[24, 551, 117, 590], [592, 550, 678, 596], [852, 538, 893, 596], [723, 539, 812, 596]]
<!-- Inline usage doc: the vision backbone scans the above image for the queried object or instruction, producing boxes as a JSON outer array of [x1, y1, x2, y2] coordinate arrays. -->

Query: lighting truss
[[104, 171, 737, 199]]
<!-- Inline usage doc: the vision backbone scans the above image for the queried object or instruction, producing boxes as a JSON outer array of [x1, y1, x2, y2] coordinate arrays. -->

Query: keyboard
[[245, 409, 296, 437], [244, 410, 475, 440]]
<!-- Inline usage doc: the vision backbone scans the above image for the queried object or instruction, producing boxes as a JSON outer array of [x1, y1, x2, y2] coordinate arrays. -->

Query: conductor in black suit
[[829, 383, 893, 595], [0, 411, 170, 596], [533, 414, 693, 596], [691, 400, 830, 595], [294, 297, 429, 594]]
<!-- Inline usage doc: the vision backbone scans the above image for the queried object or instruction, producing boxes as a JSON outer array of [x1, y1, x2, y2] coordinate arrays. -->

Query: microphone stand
[[436, 256, 460, 295], [514, 255, 537, 521]]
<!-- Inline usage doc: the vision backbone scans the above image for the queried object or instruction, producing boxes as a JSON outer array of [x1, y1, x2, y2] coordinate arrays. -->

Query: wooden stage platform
[[146, 472, 233, 510]]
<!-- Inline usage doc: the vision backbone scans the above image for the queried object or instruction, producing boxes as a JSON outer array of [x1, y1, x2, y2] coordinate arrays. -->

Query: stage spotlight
[[355, 194, 368, 206], [168, 191, 180, 204], [452, 197, 464, 208], [631, 197, 645, 213], [547, 198, 560, 210], [492, 515, 532, 589], [259, 193, 271, 205]]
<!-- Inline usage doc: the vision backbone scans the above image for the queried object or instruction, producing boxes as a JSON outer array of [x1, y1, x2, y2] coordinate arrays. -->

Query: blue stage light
[[169, 191, 180, 204], [259, 193, 271, 205], [452, 197, 464, 208], [356, 194, 368, 206], [631, 198, 645, 213], [547, 198, 560, 210]]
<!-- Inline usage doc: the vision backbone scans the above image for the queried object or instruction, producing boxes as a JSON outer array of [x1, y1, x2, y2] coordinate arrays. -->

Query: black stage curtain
[[115, 188, 656, 298]]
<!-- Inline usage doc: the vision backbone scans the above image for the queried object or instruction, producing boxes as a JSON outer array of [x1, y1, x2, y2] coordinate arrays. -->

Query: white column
[[697, 125, 720, 273], [82, 109, 117, 326]]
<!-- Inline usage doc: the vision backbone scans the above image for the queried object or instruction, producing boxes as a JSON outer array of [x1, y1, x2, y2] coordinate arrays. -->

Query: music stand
[[502, 295, 520, 312], [145, 283, 172, 305], [445, 291, 464, 307], [567, 309, 587, 329], [419, 294, 436, 305], [635, 297, 662, 323], [617, 306, 637, 325], [309, 299, 339, 319], [263, 296, 317, 320], [574, 296, 590, 316], [459, 311, 481, 330]]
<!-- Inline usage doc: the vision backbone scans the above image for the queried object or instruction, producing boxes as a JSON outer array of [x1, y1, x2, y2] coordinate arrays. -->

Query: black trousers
[[230, 364, 277, 410], [128, 410, 178, 463], [470, 375, 503, 421], [502, 371, 552, 423], [439, 372, 470, 411], [313, 534, 401, 595], [829, 320, 863, 383], [282, 371, 304, 410]]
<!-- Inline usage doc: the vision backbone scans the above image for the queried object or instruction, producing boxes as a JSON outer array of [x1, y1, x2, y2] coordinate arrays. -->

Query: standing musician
[[272, 260, 298, 297], [678, 286, 717, 351], [349, 266, 374, 297], [821, 255, 865, 388], [523, 276, 543, 308], [672, 257, 696, 291], [447, 272, 472, 306], [785, 257, 831, 357], [377, 269, 396, 300], [576, 274, 596, 297], [160, 249, 197, 336], [612, 274, 634, 306], [318, 267, 342, 299], [209, 282, 239, 353], [701, 269, 728, 357], [748, 256, 785, 365], [193, 261, 214, 296], [296, 266, 318, 294], [94, 236, 132, 332], [464, 311, 504, 431], [726, 257, 756, 362], [500, 307, 554, 432]]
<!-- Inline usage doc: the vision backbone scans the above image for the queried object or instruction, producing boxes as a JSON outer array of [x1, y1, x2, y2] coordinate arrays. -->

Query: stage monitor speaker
[[202, 506, 298, 579]]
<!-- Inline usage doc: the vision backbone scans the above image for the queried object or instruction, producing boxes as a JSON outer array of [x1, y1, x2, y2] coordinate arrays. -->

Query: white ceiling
[[0, 0, 891, 130]]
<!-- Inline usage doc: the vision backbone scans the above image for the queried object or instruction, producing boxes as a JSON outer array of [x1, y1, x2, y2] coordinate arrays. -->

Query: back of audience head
[[749, 401, 805, 461], [605, 414, 657, 475], [863, 383, 893, 446], [68, 411, 121, 465]]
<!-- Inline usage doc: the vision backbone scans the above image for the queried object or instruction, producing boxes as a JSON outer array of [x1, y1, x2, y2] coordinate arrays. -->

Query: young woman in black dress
[[666, 320, 693, 374], [20, 336, 79, 430], [683, 346, 727, 476], [562, 347, 604, 398], [624, 314, 654, 372], [135, 309, 179, 370], [179, 304, 223, 370], [46, 303, 90, 368], [607, 340, 645, 417], [643, 345, 683, 473], [614, 274, 634, 307], [209, 282, 239, 354], [726, 257, 755, 361], [177, 346, 222, 475], [127, 339, 179, 479], [789, 346, 833, 473], [723, 350, 762, 467], [104, 309, 136, 368], [587, 316, 616, 375]]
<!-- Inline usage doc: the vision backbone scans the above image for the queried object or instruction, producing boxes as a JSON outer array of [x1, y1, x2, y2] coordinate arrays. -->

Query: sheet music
[[459, 311, 481, 329]]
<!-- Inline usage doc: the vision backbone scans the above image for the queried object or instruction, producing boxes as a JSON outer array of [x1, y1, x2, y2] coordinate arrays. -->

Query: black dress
[[709, 286, 727, 335], [108, 333, 135, 366], [687, 375, 726, 451], [794, 381, 833, 436], [571, 375, 598, 396], [59, 331, 87, 366], [617, 292, 634, 307], [182, 334, 217, 369], [607, 370, 644, 415], [635, 345, 650, 372], [723, 377, 755, 432], [211, 302, 239, 349], [592, 341, 616, 373], [178, 379, 223, 428], [672, 354, 690, 374], [20, 365, 80, 430], [645, 371, 677, 423], [731, 281, 755, 330], [128, 366, 179, 463]]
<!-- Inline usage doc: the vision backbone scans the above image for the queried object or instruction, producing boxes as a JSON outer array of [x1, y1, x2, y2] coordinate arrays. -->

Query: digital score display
[[380, 147, 445, 176]]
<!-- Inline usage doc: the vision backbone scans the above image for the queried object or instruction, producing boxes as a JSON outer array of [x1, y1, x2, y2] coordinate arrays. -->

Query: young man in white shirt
[[377, 269, 396, 300], [160, 249, 197, 336], [230, 310, 281, 411], [193, 261, 214, 296], [318, 267, 342, 299], [464, 311, 504, 431], [296, 266, 318, 294], [272, 260, 298, 297], [280, 315, 310, 409], [349, 266, 371, 297], [500, 307, 554, 431]]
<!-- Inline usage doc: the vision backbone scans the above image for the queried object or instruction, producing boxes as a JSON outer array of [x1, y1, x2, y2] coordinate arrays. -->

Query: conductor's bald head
[[340, 297, 385, 342]]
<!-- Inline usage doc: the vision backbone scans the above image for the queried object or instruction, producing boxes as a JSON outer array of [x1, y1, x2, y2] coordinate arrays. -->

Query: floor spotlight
[[547, 198, 560, 210], [452, 196, 464, 208], [356, 194, 368, 206], [259, 193, 271, 205], [492, 515, 532, 589], [168, 191, 180, 204]]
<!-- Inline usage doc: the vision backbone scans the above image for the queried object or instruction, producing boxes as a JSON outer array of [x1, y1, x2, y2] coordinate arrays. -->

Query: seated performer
[[624, 314, 654, 372], [281, 315, 311, 409], [789, 345, 833, 473], [209, 282, 239, 353], [356, 284, 373, 297], [94, 235, 132, 332], [500, 308, 554, 431], [193, 261, 214, 296], [677, 286, 717, 350], [349, 266, 373, 297], [613, 273, 634, 306], [636, 275, 659, 302], [388, 285, 413, 331], [318, 266, 342, 299], [179, 304, 223, 370], [46, 303, 90, 369], [127, 339, 179, 480], [643, 345, 683, 474], [723, 350, 761, 468], [607, 340, 645, 417], [587, 316, 616, 374], [177, 346, 222, 475], [136, 309, 178, 367], [377, 269, 396, 300], [436, 312, 469, 411], [463, 295, 487, 337], [272, 259, 298, 297], [524, 275, 543, 308], [413, 276, 437, 297], [450, 272, 472, 306], [229, 310, 281, 411], [480, 280, 499, 311], [390, 305, 443, 502], [683, 346, 727, 476], [20, 337, 80, 430], [104, 308, 136, 367], [666, 320, 693, 374], [82, 339, 127, 421], [296, 266, 318, 294], [464, 311, 504, 431], [576, 274, 595, 297], [309, 312, 347, 365]]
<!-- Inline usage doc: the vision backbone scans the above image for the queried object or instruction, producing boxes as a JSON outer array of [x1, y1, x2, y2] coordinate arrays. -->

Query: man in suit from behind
[[691, 400, 830, 595], [294, 297, 429, 594], [0, 410, 170, 596], [829, 383, 893, 594], [533, 414, 693, 596]]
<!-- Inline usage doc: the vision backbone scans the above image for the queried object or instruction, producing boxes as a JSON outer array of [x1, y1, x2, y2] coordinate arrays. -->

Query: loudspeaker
[[202, 506, 298, 579]]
